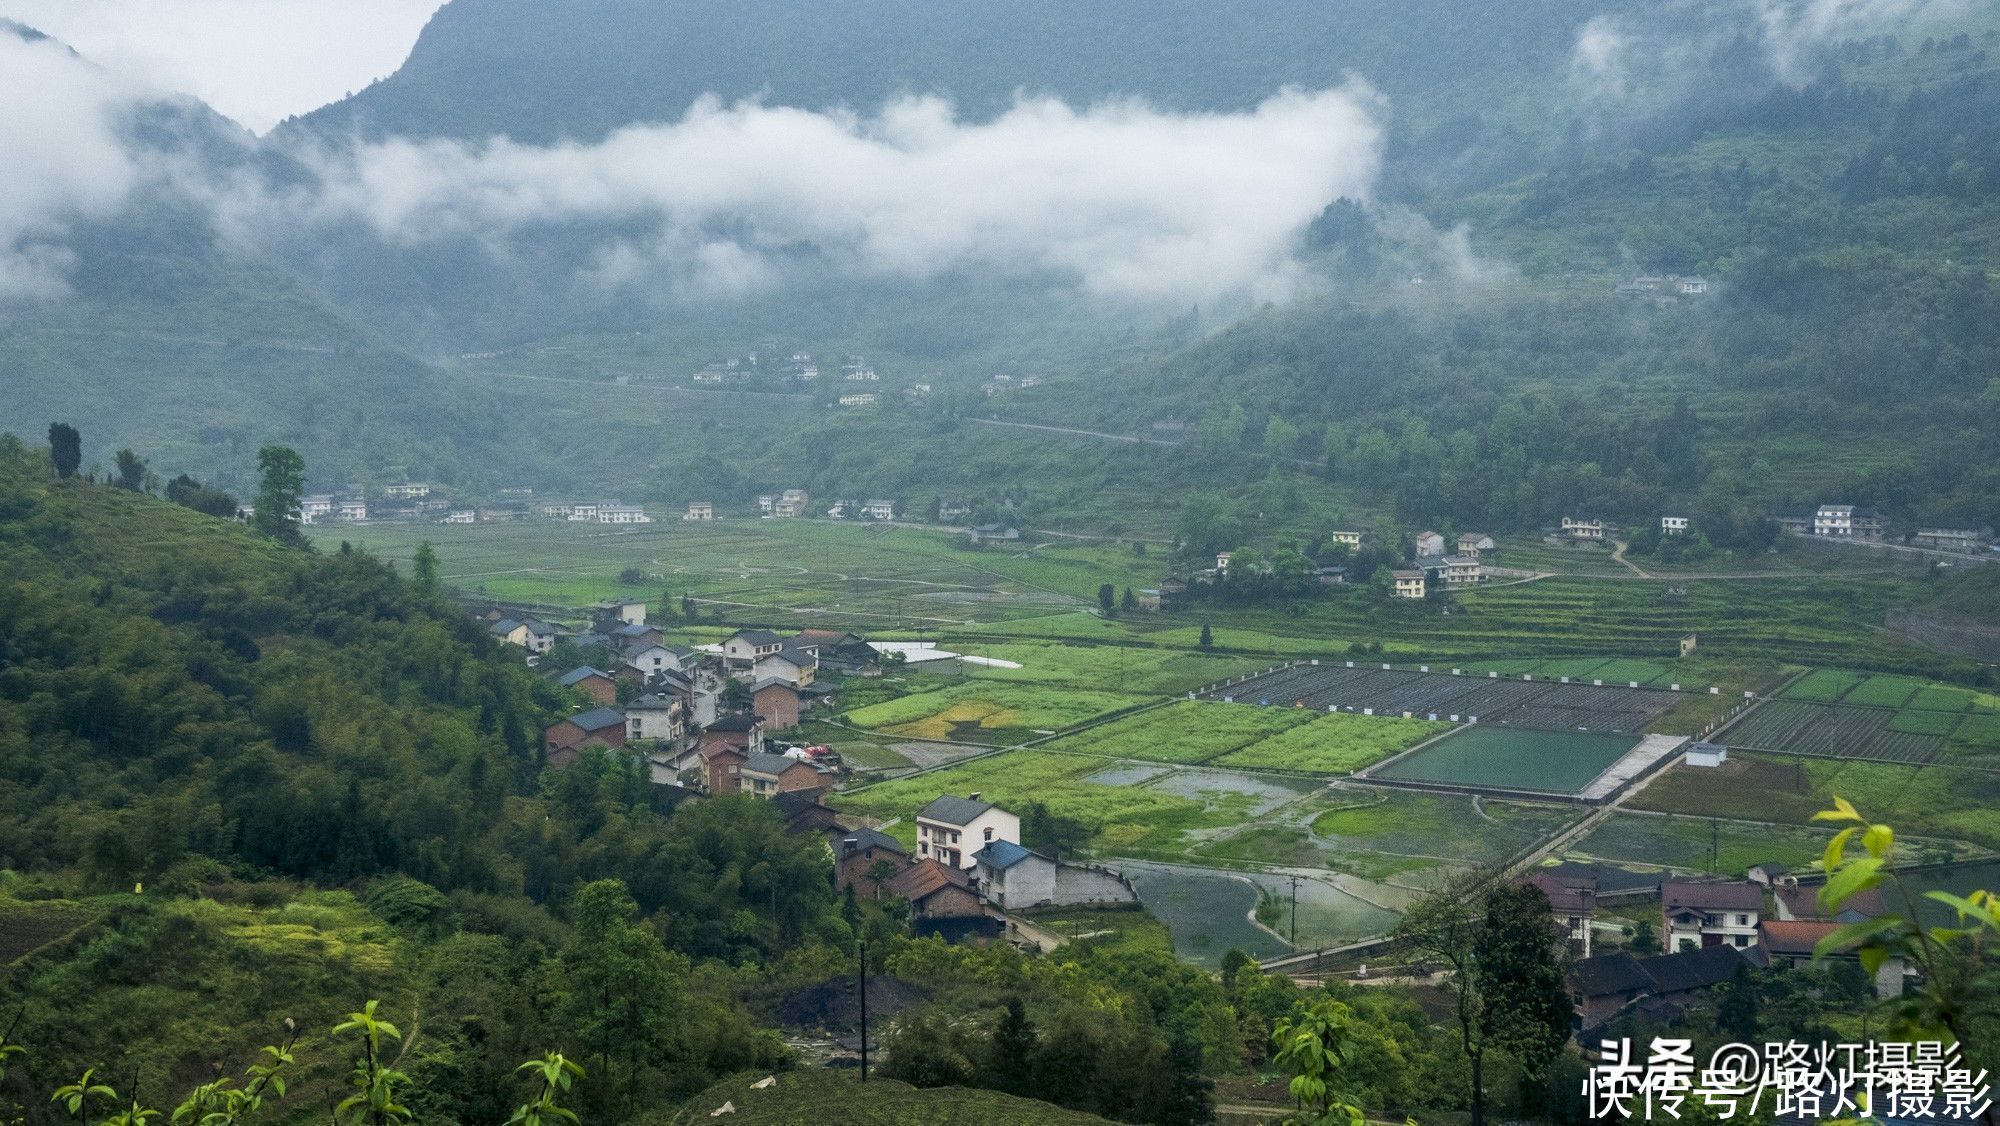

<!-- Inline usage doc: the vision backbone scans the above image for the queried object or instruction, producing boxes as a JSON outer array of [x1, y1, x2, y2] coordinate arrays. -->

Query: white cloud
[[267, 88, 1384, 305], [0, 0, 442, 132], [0, 33, 141, 299], [1758, 0, 1973, 83], [1570, 16, 1635, 102]]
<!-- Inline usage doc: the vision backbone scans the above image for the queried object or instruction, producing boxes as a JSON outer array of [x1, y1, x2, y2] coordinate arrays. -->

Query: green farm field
[[1212, 712, 1452, 775], [931, 639, 1269, 694], [1564, 811, 1865, 876], [1035, 700, 1316, 764], [1627, 752, 2000, 853], [1371, 726, 1640, 794], [840, 682, 1142, 743], [829, 750, 1306, 854]]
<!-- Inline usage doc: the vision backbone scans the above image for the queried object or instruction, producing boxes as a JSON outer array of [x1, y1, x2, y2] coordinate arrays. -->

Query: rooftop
[[918, 794, 998, 826], [566, 706, 626, 732], [973, 839, 1044, 871], [1661, 879, 1764, 912], [555, 666, 610, 687]]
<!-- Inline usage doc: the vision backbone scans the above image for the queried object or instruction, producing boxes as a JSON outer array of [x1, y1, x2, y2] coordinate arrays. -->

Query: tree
[[412, 542, 441, 593], [1120, 587, 1139, 611], [1272, 996, 1367, 1126], [1395, 871, 1495, 1126], [1629, 918, 1657, 952], [1198, 623, 1214, 649], [254, 445, 306, 544], [48, 423, 81, 479], [882, 1010, 977, 1088], [112, 449, 148, 492], [1717, 962, 1760, 1040], [1473, 882, 1575, 1104], [1158, 1029, 1215, 1126], [164, 473, 238, 518], [1098, 583, 1116, 614], [986, 996, 1038, 1096]]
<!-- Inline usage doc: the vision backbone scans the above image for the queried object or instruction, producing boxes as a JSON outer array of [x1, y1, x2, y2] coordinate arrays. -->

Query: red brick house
[[835, 827, 914, 899], [738, 752, 831, 799], [700, 744, 748, 794], [750, 679, 802, 730], [886, 859, 982, 921], [554, 666, 618, 706], [543, 706, 627, 769]]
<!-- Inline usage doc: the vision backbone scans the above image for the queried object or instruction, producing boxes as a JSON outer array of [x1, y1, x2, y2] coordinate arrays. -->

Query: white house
[[751, 647, 816, 687], [1429, 555, 1483, 588], [441, 510, 477, 524], [1661, 515, 1689, 535], [1392, 570, 1426, 599], [337, 499, 368, 521], [597, 504, 651, 524], [1814, 505, 1855, 537], [567, 503, 600, 522], [1328, 530, 1362, 548], [624, 693, 685, 742], [916, 794, 1020, 870], [1456, 532, 1495, 556], [385, 483, 431, 499], [1413, 531, 1446, 557], [1677, 276, 1709, 295], [1661, 880, 1762, 952], [773, 490, 809, 518], [300, 494, 335, 523], [720, 629, 785, 673], [1561, 517, 1606, 540], [860, 499, 896, 521], [622, 643, 685, 679], [838, 392, 879, 407], [684, 502, 714, 521]]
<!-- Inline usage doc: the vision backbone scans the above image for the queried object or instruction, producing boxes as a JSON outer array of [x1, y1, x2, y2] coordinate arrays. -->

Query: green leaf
[[1862, 823, 1893, 859], [1821, 826, 1857, 872], [1813, 796, 1863, 824], [1820, 857, 1883, 911]]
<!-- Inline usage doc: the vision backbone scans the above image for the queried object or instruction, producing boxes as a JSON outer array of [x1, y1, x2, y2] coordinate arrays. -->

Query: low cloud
[[1757, 0, 1974, 83], [0, 32, 141, 299], [253, 88, 1385, 305]]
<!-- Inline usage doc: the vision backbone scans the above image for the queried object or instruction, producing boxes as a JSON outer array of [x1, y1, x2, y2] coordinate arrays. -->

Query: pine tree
[[1198, 623, 1214, 648], [48, 423, 81, 480], [1157, 1029, 1214, 1126], [986, 996, 1037, 1096]]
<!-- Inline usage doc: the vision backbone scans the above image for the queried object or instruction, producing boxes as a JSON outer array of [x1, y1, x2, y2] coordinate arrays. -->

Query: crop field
[[311, 519, 1139, 628], [1627, 751, 2000, 852], [1565, 811, 1903, 876], [1228, 787, 1583, 882], [1452, 656, 1706, 689], [830, 749, 1303, 853], [840, 682, 1141, 742], [1211, 713, 1452, 775], [934, 639, 1269, 695], [1371, 726, 1642, 794], [1202, 663, 1679, 733], [1721, 699, 1948, 764], [1036, 701, 1317, 765], [1108, 860, 1289, 964]]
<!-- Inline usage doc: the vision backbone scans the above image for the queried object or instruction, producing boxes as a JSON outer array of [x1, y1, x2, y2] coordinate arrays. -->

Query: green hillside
[[660, 1071, 1115, 1125]]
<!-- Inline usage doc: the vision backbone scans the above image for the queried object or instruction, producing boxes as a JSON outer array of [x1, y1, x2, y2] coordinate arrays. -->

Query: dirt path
[[1610, 539, 1652, 578]]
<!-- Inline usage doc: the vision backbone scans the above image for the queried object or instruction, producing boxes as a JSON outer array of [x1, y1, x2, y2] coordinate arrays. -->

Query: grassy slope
[[659, 1070, 1113, 1125]]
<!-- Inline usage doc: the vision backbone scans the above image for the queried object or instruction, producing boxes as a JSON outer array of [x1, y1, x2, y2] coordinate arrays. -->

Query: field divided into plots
[[1725, 671, 2000, 765], [841, 683, 1142, 743], [1201, 662, 1679, 734]]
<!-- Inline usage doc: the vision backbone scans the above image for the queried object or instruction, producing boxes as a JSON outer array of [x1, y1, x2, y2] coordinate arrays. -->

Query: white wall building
[[916, 794, 1020, 870]]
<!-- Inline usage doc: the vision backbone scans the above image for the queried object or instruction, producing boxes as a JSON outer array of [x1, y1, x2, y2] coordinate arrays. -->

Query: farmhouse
[[622, 642, 687, 680], [789, 629, 876, 672], [590, 598, 648, 627], [1525, 870, 1597, 958], [838, 393, 879, 407], [596, 503, 651, 524], [683, 501, 714, 521], [916, 794, 1020, 870], [771, 790, 841, 836], [772, 489, 809, 518], [1914, 528, 1984, 552], [971, 841, 1138, 911], [544, 706, 627, 768], [737, 752, 832, 800], [1456, 532, 1494, 556], [1661, 515, 1689, 535], [885, 860, 988, 938], [860, 499, 896, 521], [1661, 879, 1763, 951], [554, 666, 618, 705], [624, 693, 685, 742], [1392, 570, 1427, 599], [938, 500, 971, 522], [1758, 919, 1904, 997], [1561, 517, 1606, 541], [1327, 530, 1362, 547], [301, 494, 335, 522], [384, 482, 431, 499], [967, 524, 1020, 545], [1413, 531, 1446, 557], [835, 828, 913, 899], [566, 503, 599, 522], [751, 679, 802, 729], [1569, 945, 1752, 1030], [441, 509, 477, 524], [720, 629, 785, 673], [1425, 555, 1483, 588], [1812, 504, 1884, 539], [337, 499, 368, 521]]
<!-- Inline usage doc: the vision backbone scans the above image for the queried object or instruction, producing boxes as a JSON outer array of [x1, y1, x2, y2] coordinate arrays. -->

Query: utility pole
[[857, 935, 870, 1081], [1289, 874, 1301, 946], [1710, 818, 1719, 874]]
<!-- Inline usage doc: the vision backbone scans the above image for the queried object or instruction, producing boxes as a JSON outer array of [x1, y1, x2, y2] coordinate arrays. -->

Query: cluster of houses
[[1774, 504, 1996, 554], [832, 793, 1135, 942], [690, 349, 832, 387], [297, 481, 456, 525], [1532, 864, 1909, 1032], [1390, 530, 1494, 600]]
